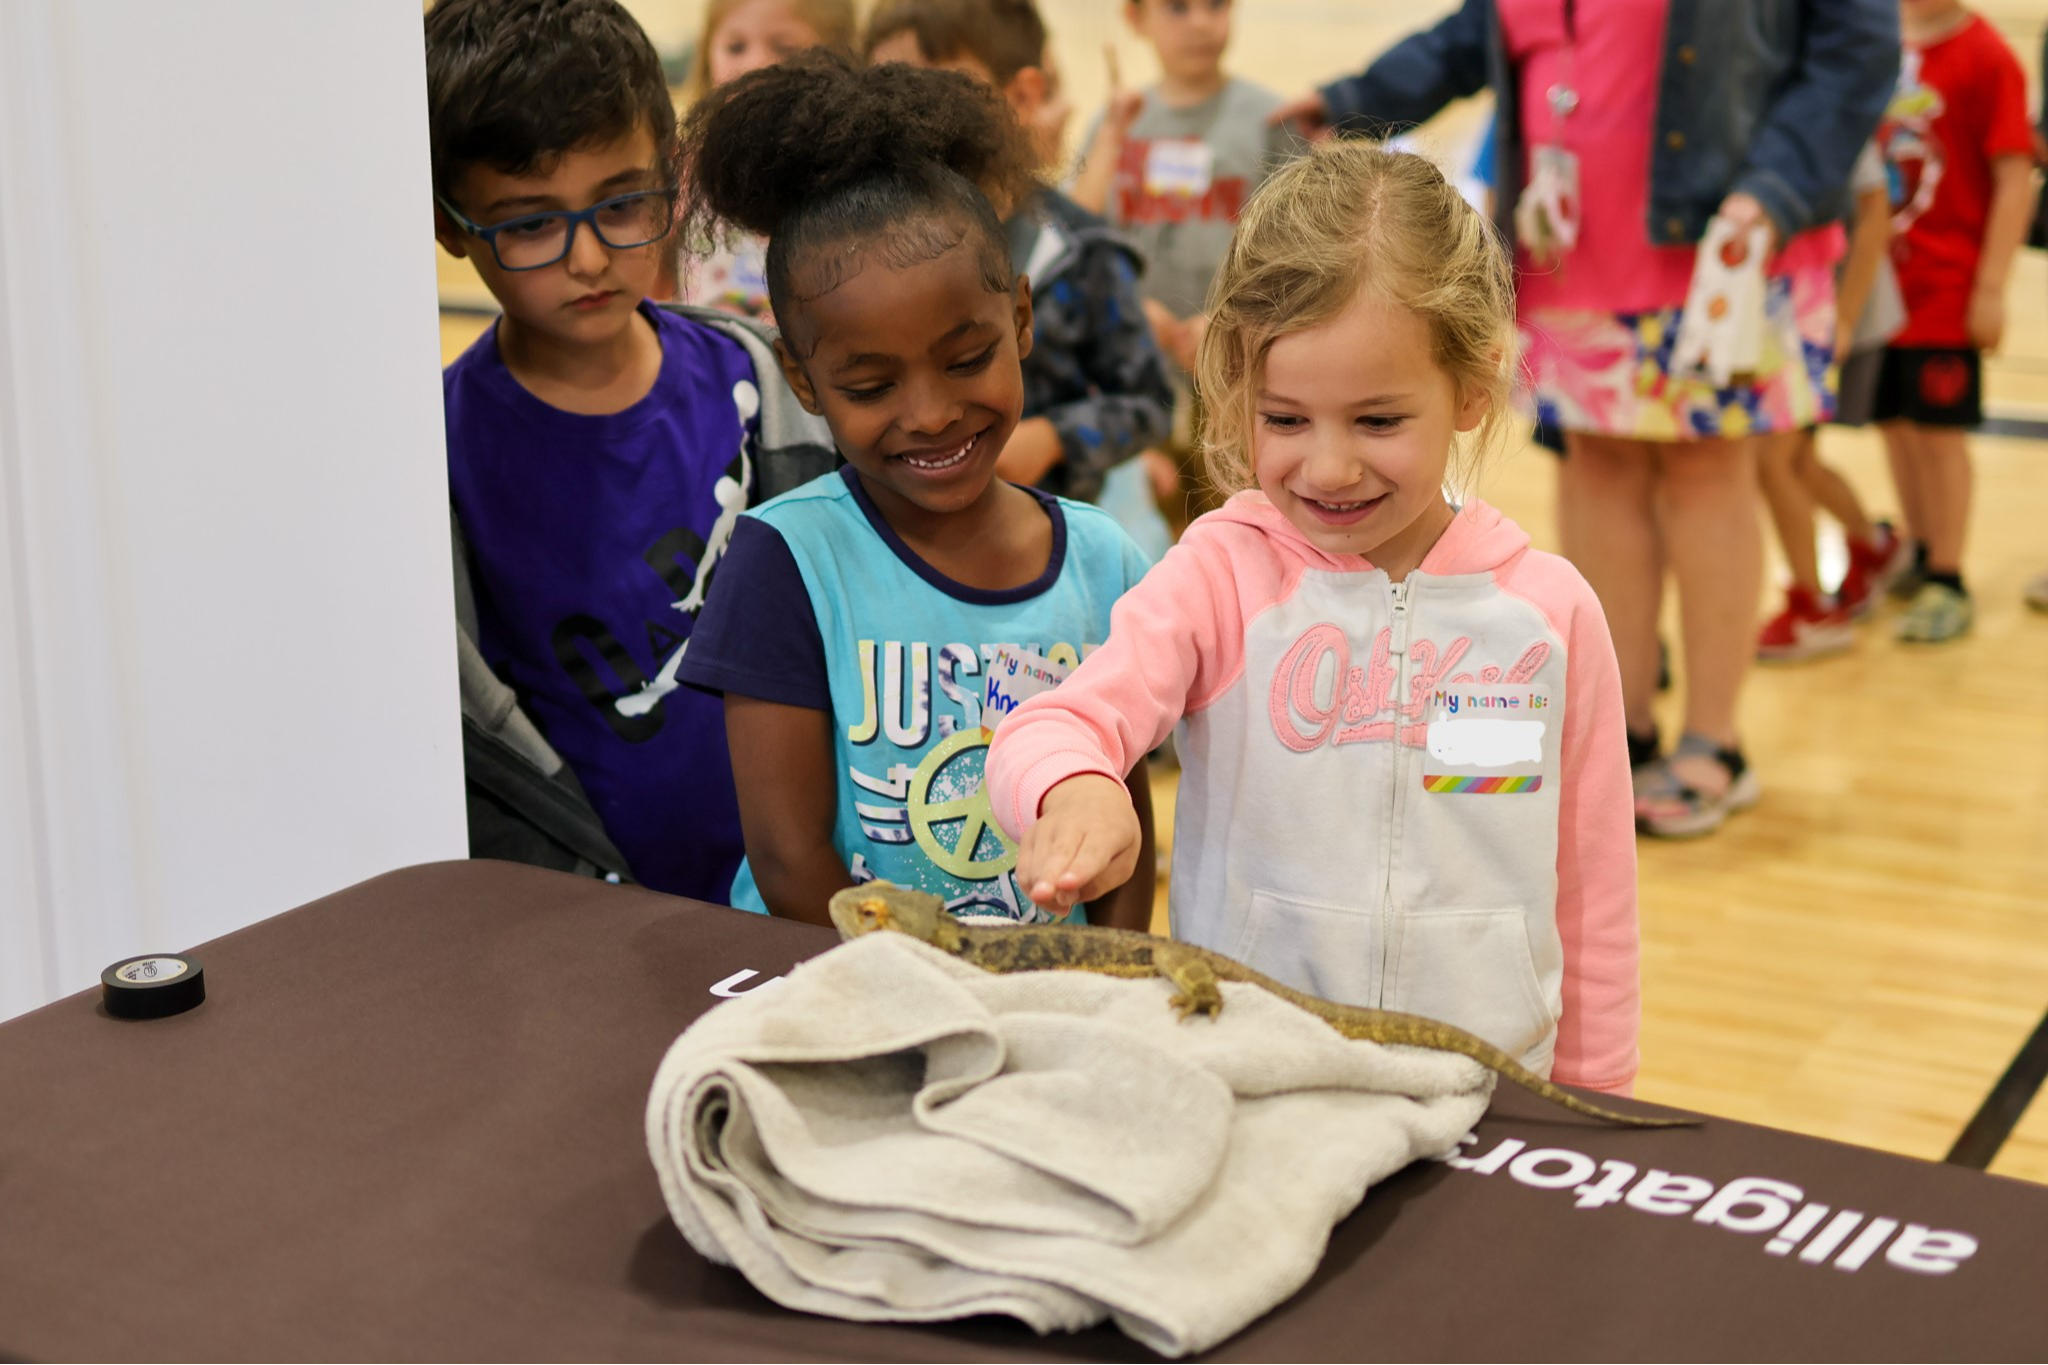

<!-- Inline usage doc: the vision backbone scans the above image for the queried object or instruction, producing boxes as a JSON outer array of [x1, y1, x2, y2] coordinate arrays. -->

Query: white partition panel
[[0, 1, 465, 1021]]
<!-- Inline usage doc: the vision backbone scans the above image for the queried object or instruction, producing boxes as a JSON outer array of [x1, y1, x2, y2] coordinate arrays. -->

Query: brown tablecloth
[[2, 861, 2043, 1362]]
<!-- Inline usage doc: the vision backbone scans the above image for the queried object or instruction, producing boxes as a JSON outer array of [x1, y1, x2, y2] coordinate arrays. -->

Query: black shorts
[[1828, 348, 1885, 428], [1871, 346, 1982, 428]]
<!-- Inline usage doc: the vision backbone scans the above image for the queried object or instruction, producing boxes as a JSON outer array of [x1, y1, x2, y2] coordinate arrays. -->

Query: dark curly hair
[[425, 0, 676, 202], [680, 49, 1041, 350]]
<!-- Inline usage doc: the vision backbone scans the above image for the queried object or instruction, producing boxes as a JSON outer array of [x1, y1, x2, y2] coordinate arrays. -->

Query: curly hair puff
[[680, 49, 1042, 348]]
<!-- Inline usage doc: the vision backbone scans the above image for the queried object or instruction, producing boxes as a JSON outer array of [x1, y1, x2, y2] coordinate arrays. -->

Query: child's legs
[[1559, 433, 1662, 736], [1758, 427, 1822, 594], [1880, 420, 1925, 544], [1799, 438, 1878, 547], [1913, 423, 1973, 574], [1654, 435, 1763, 750]]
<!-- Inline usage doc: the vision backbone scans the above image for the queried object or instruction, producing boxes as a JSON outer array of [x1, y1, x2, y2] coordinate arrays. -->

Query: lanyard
[[1547, 0, 1581, 127]]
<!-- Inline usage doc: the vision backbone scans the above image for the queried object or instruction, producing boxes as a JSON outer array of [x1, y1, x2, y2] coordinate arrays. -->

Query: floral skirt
[[1519, 266, 1838, 440]]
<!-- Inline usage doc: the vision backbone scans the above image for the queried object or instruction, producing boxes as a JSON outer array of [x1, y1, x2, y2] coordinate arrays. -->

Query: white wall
[[0, 2, 466, 1021]]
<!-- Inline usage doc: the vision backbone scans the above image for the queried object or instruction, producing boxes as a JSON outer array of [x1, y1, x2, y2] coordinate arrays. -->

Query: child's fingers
[[1064, 822, 1146, 908], [1020, 822, 1104, 908]]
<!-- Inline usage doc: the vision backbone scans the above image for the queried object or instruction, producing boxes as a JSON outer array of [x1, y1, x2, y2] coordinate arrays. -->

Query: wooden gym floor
[[439, 0, 2048, 1183]]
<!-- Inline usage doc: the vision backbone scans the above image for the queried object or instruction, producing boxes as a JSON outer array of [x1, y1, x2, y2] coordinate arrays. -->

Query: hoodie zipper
[[1380, 576, 1414, 1007]]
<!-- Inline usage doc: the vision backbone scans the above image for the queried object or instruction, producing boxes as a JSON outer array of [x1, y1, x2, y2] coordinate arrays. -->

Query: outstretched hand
[[1268, 89, 1332, 141], [1102, 44, 1144, 136], [1016, 773, 1142, 910]]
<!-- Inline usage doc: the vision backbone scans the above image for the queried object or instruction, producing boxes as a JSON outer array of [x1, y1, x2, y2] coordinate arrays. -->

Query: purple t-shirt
[[445, 303, 760, 900]]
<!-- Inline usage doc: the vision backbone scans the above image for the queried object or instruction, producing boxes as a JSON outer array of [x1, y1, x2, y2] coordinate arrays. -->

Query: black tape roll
[[101, 954, 206, 1019]]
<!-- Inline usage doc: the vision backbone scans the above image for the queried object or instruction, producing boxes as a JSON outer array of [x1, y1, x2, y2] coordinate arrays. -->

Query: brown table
[[3, 861, 2044, 1362]]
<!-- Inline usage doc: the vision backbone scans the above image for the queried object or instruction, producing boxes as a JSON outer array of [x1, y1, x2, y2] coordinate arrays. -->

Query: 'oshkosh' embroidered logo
[[1269, 623, 1550, 753]]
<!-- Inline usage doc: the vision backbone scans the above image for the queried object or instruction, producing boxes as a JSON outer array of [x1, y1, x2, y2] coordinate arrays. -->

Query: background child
[[1874, 0, 2036, 643], [1756, 140, 1912, 662], [676, 0, 856, 320], [677, 51, 1157, 930], [429, 0, 832, 899], [1069, 0, 1298, 530], [864, 0, 1177, 561], [988, 143, 1640, 1092]]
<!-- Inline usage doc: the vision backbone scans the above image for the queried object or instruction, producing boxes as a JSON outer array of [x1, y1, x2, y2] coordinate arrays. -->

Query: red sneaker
[[1838, 521, 1908, 619], [1757, 585, 1855, 662]]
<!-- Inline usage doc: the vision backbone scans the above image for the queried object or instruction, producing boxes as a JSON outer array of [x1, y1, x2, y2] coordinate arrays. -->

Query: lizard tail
[[1328, 1012, 1697, 1129]]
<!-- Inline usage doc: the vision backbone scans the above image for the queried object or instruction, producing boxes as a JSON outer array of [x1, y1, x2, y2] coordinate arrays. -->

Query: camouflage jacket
[[1004, 190, 1175, 504]]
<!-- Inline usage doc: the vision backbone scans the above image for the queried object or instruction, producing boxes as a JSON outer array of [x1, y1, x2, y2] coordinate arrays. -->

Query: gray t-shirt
[[1076, 77, 1298, 320]]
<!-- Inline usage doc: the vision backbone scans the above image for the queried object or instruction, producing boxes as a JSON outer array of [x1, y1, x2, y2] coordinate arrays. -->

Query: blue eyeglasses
[[436, 187, 679, 271]]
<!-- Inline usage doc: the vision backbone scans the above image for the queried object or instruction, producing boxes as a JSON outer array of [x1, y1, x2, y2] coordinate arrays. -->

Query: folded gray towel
[[646, 932, 1491, 1357]]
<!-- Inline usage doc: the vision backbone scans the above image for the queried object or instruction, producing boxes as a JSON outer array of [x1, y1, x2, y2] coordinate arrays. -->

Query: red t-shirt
[[1878, 13, 2035, 347]]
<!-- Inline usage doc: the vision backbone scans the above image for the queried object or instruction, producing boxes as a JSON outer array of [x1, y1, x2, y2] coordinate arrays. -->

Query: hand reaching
[[1103, 44, 1144, 137], [1268, 89, 1332, 142], [1015, 773, 1142, 910], [1070, 45, 1144, 216]]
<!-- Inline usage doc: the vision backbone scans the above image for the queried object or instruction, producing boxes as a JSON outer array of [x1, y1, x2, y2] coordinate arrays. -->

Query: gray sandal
[[1634, 732, 1760, 838]]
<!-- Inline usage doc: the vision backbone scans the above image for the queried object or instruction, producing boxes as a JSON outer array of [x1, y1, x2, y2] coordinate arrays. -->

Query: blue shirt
[[681, 467, 1151, 920], [444, 303, 759, 901]]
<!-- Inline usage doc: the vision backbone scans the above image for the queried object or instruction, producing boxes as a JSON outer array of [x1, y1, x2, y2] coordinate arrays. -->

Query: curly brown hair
[[680, 48, 1041, 349]]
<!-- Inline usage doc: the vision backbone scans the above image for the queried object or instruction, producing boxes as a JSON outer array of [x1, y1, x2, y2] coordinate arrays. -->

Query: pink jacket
[[987, 493, 1640, 1093]]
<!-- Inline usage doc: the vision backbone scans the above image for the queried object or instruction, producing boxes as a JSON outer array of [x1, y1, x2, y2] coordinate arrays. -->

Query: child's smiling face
[[776, 234, 1034, 528], [436, 126, 669, 350], [1252, 290, 1487, 577]]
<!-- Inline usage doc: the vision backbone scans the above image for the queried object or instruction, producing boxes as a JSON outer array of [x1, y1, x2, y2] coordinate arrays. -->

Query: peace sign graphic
[[907, 729, 1017, 880]]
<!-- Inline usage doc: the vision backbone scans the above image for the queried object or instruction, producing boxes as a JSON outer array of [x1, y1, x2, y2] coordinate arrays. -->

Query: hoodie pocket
[[1233, 889, 1380, 1007], [1387, 907, 1553, 1061]]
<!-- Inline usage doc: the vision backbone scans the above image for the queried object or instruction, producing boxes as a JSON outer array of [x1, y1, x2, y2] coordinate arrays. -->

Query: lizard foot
[[1156, 945, 1224, 1020]]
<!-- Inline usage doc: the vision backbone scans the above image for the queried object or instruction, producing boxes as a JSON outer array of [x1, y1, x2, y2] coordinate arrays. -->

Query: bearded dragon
[[829, 882, 1693, 1129]]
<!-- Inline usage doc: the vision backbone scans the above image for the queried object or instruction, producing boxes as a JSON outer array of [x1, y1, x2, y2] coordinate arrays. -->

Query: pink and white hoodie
[[987, 492, 1640, 1093]]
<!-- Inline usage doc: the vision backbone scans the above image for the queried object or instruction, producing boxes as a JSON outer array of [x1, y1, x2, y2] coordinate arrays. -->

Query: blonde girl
[[678, 0, 857, 319], [986, 141, 1642, 1094]]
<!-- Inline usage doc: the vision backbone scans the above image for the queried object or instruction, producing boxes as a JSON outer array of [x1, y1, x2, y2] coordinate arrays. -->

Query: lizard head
[[827, 882, 949, 942]]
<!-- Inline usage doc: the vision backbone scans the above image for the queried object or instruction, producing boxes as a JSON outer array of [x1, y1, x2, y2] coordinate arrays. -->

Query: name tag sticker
[[1424, 685, 1549, 793], [1515, 144, 1581, 264], [1144, 139, 1215, 198], [982, 645, 1073, 736], [1428, 718, 1545, 767]]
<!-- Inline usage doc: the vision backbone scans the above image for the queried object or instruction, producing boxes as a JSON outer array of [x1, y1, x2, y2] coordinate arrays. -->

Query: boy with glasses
[[428, 0, 832, 899]]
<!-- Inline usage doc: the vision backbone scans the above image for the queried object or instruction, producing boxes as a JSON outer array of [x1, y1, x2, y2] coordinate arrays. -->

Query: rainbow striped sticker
[[1423, 774, 1544, 794]]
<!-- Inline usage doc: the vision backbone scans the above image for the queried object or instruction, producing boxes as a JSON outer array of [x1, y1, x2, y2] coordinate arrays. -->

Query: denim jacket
[[1320, 0, 1899, 250]]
